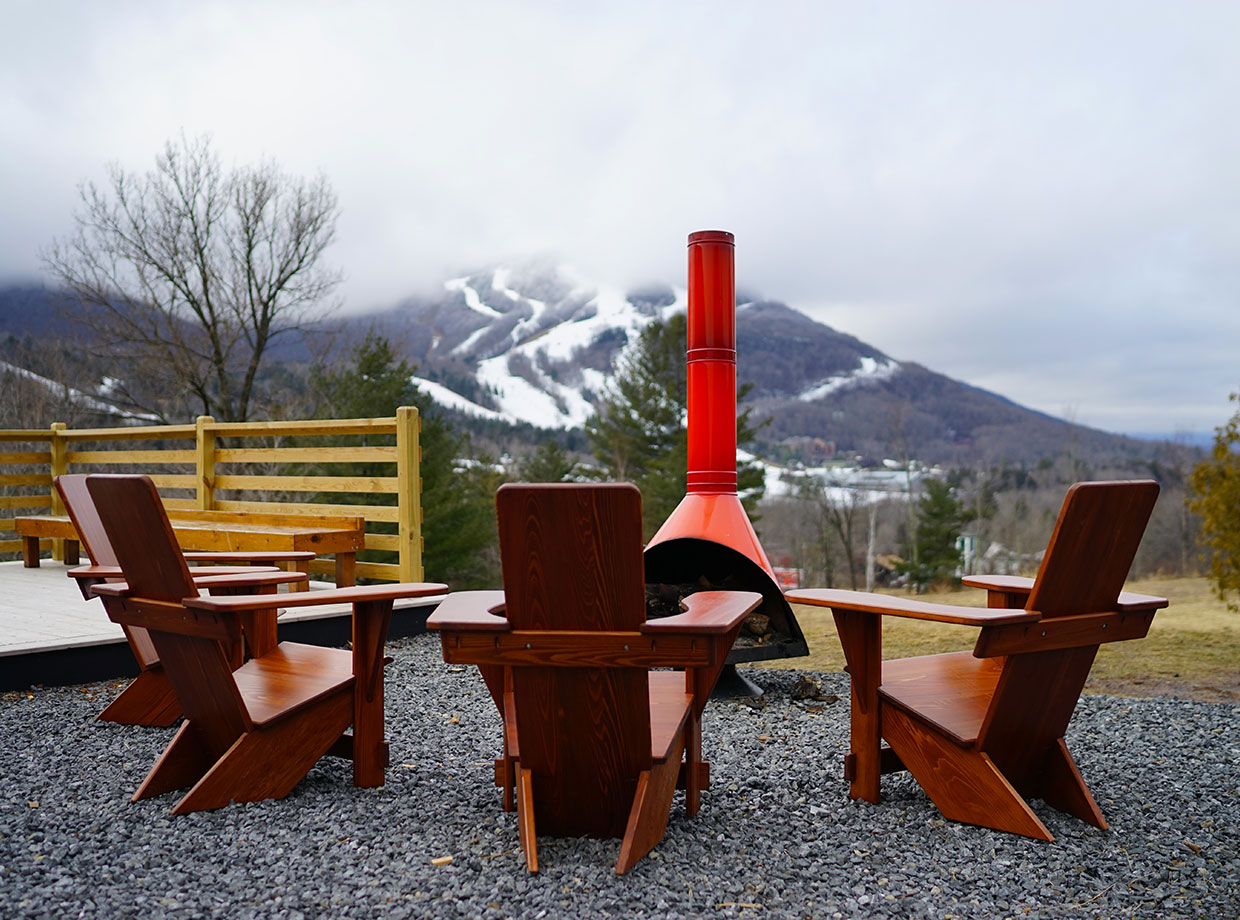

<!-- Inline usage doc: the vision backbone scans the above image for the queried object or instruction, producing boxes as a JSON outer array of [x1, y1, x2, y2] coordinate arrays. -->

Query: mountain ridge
[[352, 262, 1155, 466], [0, 271, 1162, 466]]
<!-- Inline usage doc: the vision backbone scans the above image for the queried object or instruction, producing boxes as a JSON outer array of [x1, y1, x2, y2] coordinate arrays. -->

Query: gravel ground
[[1, 634, 1236, 919]]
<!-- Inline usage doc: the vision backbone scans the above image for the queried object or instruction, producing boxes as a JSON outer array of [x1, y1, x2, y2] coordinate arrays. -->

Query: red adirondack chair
[[57, 473, 314, 726], [787, 480, 1168, 839], [429, 483, 761, 873], [83, 474, 447, 813]]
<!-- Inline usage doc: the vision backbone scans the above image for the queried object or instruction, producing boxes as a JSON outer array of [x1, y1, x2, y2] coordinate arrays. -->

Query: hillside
[[348, 263, 1159, 466], [0, 274, 1162, 466]]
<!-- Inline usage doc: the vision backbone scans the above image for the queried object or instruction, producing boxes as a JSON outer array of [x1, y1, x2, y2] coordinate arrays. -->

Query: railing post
[[196, 415, 216, 510], [49, 422, 67, 561], [396, 406, 424, 582]]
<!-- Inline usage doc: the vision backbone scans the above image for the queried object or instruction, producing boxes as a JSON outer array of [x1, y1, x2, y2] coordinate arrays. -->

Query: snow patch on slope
[[413, 264, 694, 430], [408, 376, 507, 422], [444, 276, 502, 318], [0, 360, 157, 421], [797, 356, 899, 402]]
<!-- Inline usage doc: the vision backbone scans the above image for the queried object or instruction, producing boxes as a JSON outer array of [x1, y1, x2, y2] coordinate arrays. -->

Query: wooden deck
[[0, 560, 445, 690]]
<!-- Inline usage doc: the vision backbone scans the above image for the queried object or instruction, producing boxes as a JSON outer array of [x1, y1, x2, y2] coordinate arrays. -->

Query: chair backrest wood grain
[[496, 483, 651, 837], [85, 474, 199, 604], [498, 482, 647, 631], [977, 479, 1160, 784], [1026, 480, 1160, 618], [85, 474, 252, 749], [55, 474, 119, 567], [57, 473, 163, 666]]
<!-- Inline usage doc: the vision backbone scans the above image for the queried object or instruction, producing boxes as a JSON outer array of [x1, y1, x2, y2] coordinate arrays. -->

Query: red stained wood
[[427, 590, 509, 631], [801, 479, 1167, 840], [973, 609, 1157, 658], [788, 588, 1037, 625], [434, 483, 734, 873], [231, 643, 355, 725], [639, 590, 762, 634], [95, 668, 180, 727], [185, 580, 445, 612], [80, 473, 444, 814], [833, 608, 882, 803], [882, 704, 1053, 841], [443, 630, 715, 669], [1026, 480, 1160, 617], [880, 652, 1004, 745], [1036, 737, 1107, 830]]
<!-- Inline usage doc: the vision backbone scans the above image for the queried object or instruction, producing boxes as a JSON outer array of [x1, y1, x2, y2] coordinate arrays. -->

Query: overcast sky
[[3, 1, 1237, 439]]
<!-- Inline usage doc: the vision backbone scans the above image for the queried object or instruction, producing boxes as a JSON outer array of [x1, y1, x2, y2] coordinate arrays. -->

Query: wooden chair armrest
[[640, 590, 762, 635], [786, 588, 1040, 626], [70, 564, 282, 581], [1114, 591, 1169, 611], [189, 571, 309, 591], [426, 590, 509, 632], [182, 581, 448, 612], [960, 575, 1167, 612], [961, 574, 1034, 595], [68, 564, 122, 581], [187, 566, 281, 577], [181, 550, 317, 563], [89, 582, 132, 598], [93, 573, 301, 597]]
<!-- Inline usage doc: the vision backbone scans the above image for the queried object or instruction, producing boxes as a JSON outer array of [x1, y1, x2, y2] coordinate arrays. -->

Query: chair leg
[[97, 668, 181, 727], [496, 742, 517, 812], [833, 609, 882, 803], [616, 731, 686, 875], [883, 704, 1053, 841], [516, 766, 538, 873], [132, 721, 214, 802], [1037, 737, 1107, 829], [171, 691, 353, 814], [684, 714, 702, 817], [351, 598, 392, 788]]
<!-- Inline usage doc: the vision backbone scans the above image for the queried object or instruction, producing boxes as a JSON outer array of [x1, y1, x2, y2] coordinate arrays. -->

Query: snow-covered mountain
[[379, 260, 911, 433], [0, 271, 1157, 466], [365, 259, 1154, 465], [380, 260, 685, 429]]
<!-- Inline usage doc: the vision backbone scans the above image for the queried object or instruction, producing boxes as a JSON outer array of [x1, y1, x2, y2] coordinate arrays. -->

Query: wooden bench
[[16, 509, 366, 585]]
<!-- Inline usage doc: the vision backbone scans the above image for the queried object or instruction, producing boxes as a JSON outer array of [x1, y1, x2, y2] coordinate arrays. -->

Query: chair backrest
[[58, 473, 166, 667], [85, 474, 249, 747], [498, 482, 647, 631], [1026, 480, 1160, 617], [85, 474, 199, 603], [977, 480, 1160, 778], [55, 473, 119, 567], [496, 483, 651, 837]]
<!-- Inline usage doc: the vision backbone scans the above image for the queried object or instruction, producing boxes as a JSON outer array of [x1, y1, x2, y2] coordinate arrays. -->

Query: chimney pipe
[[646, 231, 775, 578]]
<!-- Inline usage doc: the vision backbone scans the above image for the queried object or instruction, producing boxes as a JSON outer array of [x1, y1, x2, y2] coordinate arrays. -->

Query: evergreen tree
[[313, 334, 497, 587], [1189, 392, 1240, 610], [585, 315, 766, 538], [515, 439, 580, 483], [898, 478, 967, 592]]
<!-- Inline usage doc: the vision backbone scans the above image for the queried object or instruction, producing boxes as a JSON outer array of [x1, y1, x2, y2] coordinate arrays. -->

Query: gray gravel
[[1, 634, 1236, 919]]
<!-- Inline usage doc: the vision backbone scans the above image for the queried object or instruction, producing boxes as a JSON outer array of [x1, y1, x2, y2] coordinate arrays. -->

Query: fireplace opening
[[645, 538, 808, 664]]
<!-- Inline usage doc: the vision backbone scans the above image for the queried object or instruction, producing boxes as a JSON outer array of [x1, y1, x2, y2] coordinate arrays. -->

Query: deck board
[[0, 560, 444, 687]]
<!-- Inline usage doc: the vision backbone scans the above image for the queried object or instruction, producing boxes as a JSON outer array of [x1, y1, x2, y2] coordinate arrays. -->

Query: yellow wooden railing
[[0, 408, 423, 582]]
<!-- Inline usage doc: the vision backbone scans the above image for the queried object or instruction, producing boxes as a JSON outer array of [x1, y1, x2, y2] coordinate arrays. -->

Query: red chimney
[[644, 231, 807, 669]]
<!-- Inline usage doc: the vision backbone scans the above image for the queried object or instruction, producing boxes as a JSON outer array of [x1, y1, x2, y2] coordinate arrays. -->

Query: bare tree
[[42, 134, 341, 421], [820, 480, 865, 589]]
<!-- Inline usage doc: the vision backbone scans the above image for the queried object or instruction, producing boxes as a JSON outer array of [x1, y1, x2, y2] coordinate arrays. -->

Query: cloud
[[2, 0, 1237, 435]]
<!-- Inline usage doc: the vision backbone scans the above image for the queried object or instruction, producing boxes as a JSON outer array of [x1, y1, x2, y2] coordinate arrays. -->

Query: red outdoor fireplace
[[644, 231, 809, 672]]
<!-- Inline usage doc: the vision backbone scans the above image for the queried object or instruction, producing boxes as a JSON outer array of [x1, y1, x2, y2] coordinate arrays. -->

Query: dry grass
[[754, 576, 1239, 702]]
